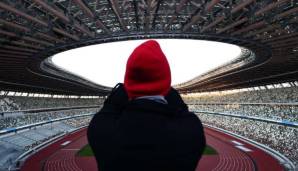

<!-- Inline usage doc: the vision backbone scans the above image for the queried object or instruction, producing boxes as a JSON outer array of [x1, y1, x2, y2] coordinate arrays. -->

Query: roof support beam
[[205, 0, 221, 12], [10, 41, 44, 50], [0, 29, 16, 37], [32, 0, 94, 37], [216, 17, 248, 34], [35, 32, 64, 43], [0, 29, 54, 46], [0, 19, 64, 43], [0, 49, 32, 56], [52, 28, 80, 41], [73, 23, 95, 37], [230, 0, 255, 14], [32, 0, 70, 23], [95, 21, 111, 34], [1, 45, 38, 53], [245, 24, 280, 38], [22, 36, 54, 46], [0, 54, 29, 58], [276, 6, 298, 19], [165, 0, 189, 30], [0, 31, 44, 50], [0, 19, 30, 32], [210, 0, 292, 34], [0, 56, 29, 61], [201, 16, 224, 32], [0, 2, 79, 41], [231, 21, 266, 35], [151, 0, 162, 29], [144, 0, 159, 32], [272, 41, 298, 49], [270, 36, 298, 45], [0, 2, 48, 26], [108, 0, 128, 31], [233, 6, 298, 36], [254, 0, 291, 16], [263, 32, 298, 43], [73, 0, 95, 18], [182, 0, 220, 32], [73, 0, 110, 34], [200, 0, 255, 33], [133, 0, 139, 30]]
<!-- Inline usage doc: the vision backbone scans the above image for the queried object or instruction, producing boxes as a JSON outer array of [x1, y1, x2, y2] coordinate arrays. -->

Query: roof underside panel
[[0, 0, 297, 95]]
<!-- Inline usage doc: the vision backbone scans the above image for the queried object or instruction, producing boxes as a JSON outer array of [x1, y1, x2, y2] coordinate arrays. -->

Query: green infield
[[77, 144, 217, 157], [77, 144, 94, 156], [203, 145, 217, 155]]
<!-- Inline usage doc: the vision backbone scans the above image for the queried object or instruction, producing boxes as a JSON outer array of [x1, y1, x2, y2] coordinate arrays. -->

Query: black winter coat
[[87, 86, 206, 171]]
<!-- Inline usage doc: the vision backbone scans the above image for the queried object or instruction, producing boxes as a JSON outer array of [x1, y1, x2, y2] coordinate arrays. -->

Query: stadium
[[0, 0, 297, 171]]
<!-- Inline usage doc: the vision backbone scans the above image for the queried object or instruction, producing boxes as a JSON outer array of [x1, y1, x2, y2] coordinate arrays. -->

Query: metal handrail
[[188, 102, 298, 106], [194, 110, 298, 128], [0, 105, 100, 114], [0, 113, 96, 136]]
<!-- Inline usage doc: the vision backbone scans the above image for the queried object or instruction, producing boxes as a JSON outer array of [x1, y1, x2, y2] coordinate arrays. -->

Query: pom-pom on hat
[[124, 40, 171, 99]]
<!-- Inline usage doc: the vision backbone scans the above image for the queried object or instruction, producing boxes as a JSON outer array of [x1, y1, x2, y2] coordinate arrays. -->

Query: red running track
[[21, 127, 285, 171]]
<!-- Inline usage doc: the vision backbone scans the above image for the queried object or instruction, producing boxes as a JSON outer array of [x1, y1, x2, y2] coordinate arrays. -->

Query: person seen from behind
[[87, 40, 206, 171]]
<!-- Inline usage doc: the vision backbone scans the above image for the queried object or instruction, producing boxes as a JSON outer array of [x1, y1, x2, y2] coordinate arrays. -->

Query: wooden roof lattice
[[0, 0, 297, 95]]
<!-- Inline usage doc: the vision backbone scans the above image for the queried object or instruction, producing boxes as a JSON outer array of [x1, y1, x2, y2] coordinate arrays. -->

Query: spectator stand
[[0, 112, 96, 171]]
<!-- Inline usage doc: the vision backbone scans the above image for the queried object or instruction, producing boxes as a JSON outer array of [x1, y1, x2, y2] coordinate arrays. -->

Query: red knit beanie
[[124, 40, 171, 99]]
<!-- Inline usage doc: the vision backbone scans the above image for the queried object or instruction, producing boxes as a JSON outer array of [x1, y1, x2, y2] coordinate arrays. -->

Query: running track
[[21, 127, 284, 171]]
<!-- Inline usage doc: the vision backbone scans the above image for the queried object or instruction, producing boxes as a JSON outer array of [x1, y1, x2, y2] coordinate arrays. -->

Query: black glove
[[165, 87, 188, 112], [104, 83, 129, 111]]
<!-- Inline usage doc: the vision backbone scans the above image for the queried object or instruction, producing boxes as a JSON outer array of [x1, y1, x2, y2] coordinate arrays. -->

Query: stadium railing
[[193, 110, 298, 128], [0, 113, 95, 136], [188, 102, 298, 106], [0, 105, 100, 116]]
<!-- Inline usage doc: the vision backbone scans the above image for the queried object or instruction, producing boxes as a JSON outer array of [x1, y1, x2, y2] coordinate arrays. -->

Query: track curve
[[21, 127, 284, 171]]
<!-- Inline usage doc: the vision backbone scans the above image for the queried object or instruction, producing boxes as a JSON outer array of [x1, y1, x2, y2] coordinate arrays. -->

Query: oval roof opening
[[51, 39, 242, 88]]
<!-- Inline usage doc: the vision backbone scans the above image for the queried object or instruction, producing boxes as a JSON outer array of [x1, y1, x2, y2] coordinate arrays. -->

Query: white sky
[[52, 39, 241, 88]]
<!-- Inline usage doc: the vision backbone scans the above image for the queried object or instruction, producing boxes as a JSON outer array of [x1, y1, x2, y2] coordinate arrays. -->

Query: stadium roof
[[0, 0, 297, 95]]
